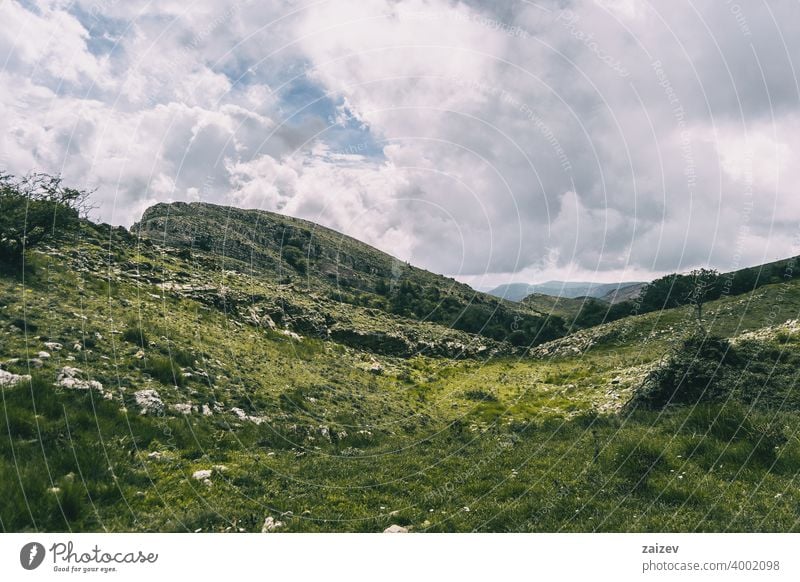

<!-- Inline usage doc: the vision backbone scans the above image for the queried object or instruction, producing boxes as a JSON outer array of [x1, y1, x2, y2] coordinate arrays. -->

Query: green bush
[[145, 355, 185, 387], [0, 172, 88, 266], [631, 334, 736, 409], [122, 319, 149, 347], [282, 246, 307, 274], [170, 348, 196, 368], [464, 389, 498, 402]]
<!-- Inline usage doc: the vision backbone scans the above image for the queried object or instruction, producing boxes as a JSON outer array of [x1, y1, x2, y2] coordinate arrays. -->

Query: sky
[[1, 0, 799, 289]]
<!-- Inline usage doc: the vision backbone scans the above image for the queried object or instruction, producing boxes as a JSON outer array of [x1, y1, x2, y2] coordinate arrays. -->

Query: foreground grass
[[2, 376, 799, 532]]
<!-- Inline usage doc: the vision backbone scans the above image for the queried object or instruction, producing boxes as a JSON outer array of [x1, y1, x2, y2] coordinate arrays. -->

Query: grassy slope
[[521, 293, 599, 323], [133, 202, 564, 348], [1, 224, 800, 532]]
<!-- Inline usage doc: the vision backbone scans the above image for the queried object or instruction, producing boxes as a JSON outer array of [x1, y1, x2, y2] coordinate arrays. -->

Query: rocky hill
[[134, 202, 566, 349]]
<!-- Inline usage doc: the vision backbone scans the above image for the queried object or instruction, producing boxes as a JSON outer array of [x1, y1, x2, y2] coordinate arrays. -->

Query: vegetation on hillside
[[0, 172, 90, 268], [1, 174, 799, 532], [560, 260, 797, 332]]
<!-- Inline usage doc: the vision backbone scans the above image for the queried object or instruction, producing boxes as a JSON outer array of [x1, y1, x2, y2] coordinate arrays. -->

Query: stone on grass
[[171, 403, 193, 415], [134, 389, 164, 415], [56, 367, 104, 393], [261, 516, 284, 532], [0, 368, 31, 386], [383, 524, 409, 533]]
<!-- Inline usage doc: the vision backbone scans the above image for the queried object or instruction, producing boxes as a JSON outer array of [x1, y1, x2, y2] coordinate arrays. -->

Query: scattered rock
[[201, 404, 213, 416], [29, 358, 44, 368], [261, 516, 284, 532], [0, 368, 30, 386], [281, 329, 302, 341], [192, 469, 212, 481], [369, 362, 383, 375], [147, 451, 163, 460], [56, 367, 104, 393], [134, 389, 164, 415], [44, 342, 63, 351], [171, 403, 193, 415], [231, 407, 266, 424], [38, 351, 51, 359], [383, 524, 408, 533]]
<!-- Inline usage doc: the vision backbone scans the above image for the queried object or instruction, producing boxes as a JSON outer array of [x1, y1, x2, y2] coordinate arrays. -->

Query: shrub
[[0, 172, 89, 266], [630, 333, 736, 409], [170, 348, 195, 368], [145, 355, 184, 387], [282, 246, 307, 274], [464, 389, 498, 402], [122, 320, 149, 348], [11, 317, 37, 333]]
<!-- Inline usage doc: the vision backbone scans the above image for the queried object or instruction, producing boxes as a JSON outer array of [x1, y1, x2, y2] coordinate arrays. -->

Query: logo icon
[[20, 542, 46, 570]]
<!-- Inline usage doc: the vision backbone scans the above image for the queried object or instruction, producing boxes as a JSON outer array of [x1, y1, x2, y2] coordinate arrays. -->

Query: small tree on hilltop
[[686, 268, 720, 325], [0, 172, 92, 266]]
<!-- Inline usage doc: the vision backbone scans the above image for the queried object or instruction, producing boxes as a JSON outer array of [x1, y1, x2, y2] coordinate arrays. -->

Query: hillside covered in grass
[[2, 185, 800, 533]]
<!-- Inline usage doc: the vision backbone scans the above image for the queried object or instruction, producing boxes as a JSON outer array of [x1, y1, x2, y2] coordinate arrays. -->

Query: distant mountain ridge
[[488, 280, 647, 302]]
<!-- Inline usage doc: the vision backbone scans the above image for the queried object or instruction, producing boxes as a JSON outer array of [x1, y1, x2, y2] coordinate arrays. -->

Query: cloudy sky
[[2, 0, 799, 288]]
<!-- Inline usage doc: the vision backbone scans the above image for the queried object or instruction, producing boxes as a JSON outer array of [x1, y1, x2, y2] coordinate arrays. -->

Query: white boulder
[[261, 516, 284, 532], [134, 389, 164, 415]]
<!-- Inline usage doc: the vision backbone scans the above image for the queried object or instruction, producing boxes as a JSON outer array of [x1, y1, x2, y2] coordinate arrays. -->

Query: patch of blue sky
[[275, 77, 385, 161]]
